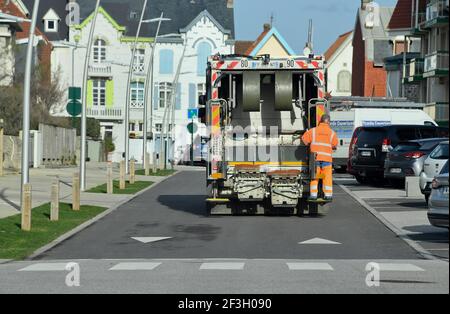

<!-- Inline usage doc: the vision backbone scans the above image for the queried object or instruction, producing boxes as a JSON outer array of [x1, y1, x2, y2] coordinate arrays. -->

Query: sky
[[234, 0, 398, 54]]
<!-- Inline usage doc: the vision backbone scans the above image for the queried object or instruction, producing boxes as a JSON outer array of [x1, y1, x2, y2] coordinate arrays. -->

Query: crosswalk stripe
[[200, 263, 245, 270], [287, 263, 334, 271], [378, 263, 425, 272], [18, 263, 68, 272], [109, 262, 161, 271]]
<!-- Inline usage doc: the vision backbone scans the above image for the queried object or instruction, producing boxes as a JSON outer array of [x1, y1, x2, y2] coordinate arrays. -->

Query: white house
[[324, 31, 353, 97], [61, 0, 235, 164]]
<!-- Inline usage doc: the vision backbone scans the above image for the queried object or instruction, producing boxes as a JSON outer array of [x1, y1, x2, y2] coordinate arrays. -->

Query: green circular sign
[[187, 122, 198, 134], [66, 100, 82, 117]]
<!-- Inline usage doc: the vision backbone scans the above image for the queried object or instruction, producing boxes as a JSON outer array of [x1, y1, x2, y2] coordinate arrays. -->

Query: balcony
[[404, 58, 425, 83], [86, 107, 123, 120], [130, 100, 144, 109], [88, 63, 112, 78], [423, 0, 449, 28], [424, 51, 449, 77], [425, 102, 449, 125]]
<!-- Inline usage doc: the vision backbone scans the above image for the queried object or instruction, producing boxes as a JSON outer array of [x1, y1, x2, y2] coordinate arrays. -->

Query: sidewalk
[[0, 162, 166, 219]]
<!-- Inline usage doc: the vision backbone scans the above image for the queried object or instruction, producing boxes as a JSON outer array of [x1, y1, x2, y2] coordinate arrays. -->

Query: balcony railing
[[86, 107, 123, 120], [130, 100, 144, 109], [405, 58, 425, 83], [424, 51, 449, 76], [88, 63, 112, 77], [425, 0, 449, 26]]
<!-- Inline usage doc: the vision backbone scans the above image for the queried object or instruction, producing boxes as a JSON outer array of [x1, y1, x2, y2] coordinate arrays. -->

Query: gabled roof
[[75, 0, 235, 39], [388, 0, 427, 30], [180, 10, 231, 34], [245, 26, 295, 56], [235, 40, 254, 55], [42, 8, 60, 21], [324, 31, 352, 61]]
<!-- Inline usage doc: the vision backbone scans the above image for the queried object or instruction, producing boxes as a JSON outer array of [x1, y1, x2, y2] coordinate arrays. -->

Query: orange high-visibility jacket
[[302, 123, 339, 163]]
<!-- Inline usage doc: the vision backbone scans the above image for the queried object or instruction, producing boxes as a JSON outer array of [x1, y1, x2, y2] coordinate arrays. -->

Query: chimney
[[227, 0, 234, 9], [361, 0, 371, 9], [263, 23, 271, 32]]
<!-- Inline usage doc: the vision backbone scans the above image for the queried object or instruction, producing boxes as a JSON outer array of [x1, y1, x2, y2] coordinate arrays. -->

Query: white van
[[329, 98, 437, 169]]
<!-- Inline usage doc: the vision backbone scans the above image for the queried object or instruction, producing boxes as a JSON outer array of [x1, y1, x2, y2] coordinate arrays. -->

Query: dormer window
[[43, 8, 60, 33]]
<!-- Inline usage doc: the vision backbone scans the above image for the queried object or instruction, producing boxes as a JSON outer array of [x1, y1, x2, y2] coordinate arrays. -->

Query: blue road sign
[[188, 109, 198, 120]]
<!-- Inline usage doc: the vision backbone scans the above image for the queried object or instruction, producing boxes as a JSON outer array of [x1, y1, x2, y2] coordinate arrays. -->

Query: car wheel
[[355, 175, 367, 184]]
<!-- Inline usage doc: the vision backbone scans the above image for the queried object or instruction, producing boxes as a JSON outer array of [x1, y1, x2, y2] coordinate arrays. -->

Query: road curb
[[26, 171, 180, 261], [338, 184, 438, 261], [0, 259, 12, 265]]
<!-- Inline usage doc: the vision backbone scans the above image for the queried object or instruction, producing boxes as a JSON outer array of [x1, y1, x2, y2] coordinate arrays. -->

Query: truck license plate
[[361, 151, 372, 157], [390, 168, 402, 174]]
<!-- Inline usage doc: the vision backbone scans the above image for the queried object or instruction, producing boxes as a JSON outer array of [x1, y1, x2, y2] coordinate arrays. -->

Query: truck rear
[[199, 54, 330, 215]]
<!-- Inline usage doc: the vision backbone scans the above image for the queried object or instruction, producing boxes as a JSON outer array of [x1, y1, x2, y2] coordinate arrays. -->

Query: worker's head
[[320, 114, 331, 124]]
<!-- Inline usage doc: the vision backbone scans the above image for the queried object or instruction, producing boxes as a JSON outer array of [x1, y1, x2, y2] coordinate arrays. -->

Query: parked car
[[384, 138, 448, 185], [347, 125, 449, 184], [419, 141, 449, 202], [428, 161, 449, 229]]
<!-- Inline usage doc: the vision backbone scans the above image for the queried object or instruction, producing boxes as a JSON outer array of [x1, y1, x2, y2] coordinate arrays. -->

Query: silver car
[[428, 161, 449, 229], [420, 141, 449, 202]]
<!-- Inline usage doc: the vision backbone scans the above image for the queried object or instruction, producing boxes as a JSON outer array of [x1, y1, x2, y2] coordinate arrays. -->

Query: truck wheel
[[355, 175, 368, 184], [309, 203, 319, 216]]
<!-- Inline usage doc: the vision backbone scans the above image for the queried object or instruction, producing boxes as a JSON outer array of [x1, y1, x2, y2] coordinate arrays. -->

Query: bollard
[[107, 163, 113, 194], [145, 152, 150, 176], [21, 183, 32, 231], [119, 160, 126, 190], [72, 173, 80, 211], [130, 159, 136, 184], [50, 179, 60, 221]]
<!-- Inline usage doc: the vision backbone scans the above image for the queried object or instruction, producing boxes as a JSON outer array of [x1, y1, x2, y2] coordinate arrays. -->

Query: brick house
[[352, 0, 395, 97]]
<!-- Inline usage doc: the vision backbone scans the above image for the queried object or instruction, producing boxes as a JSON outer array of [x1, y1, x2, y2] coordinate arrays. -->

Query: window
[[155, 123, 163, 132], [129, 123, 136, 132], [133, 49, 145, 73], [93, 39, 106, 63], [130, 82, 145, 108], [93, 79, 106, 106], [45, 20, 58, 32], [337, 70, 351, 92], [159, 82, 172, 109], [197, 83, 206, 100], [139, 123, 144, 132], [159, 49, 174, 74], [197, 42, 212, 76]]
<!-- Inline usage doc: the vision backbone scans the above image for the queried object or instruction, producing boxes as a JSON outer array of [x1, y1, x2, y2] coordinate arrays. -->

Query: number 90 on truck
[[197, 53, 330, 216]]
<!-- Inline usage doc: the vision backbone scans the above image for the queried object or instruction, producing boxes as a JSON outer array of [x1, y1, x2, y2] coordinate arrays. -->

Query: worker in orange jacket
[[302, 114, 339, 201]]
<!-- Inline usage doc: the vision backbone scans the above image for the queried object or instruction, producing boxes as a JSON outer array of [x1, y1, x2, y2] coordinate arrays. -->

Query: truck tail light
[[402, 151, 426, 159], [382, 138, 391, 153]]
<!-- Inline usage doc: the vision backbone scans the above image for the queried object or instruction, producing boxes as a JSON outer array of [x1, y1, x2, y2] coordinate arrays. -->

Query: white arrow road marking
[[110, 262, 162, 271], [299, 238, 341, 245], [287, 263, 334, 271], [131, 237, 172, 244], [200, 263, 245, 270]]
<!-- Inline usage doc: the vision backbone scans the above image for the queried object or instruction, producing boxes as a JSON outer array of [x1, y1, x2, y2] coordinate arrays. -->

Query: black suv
[[347, 125, 449, 183]]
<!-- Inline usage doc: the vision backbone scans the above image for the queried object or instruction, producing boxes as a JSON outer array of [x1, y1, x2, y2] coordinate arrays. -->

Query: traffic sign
[[69, 87, 82, 100], [187, 122, 198, 134], [188, 108, 198, 120], [66, 99, 82, 117]]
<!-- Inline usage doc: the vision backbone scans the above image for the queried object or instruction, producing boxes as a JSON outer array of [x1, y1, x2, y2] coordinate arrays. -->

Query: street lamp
[[0, 12, 31, 23], [80, 0, 101, 191], [123, 0, 149, 174], [142, 15, 178, 174]]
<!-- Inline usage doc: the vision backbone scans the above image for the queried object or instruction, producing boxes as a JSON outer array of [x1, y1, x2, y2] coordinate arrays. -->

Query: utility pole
[[20, 0, 40, 201], [80, 0, 101, 191], [124, 0, 148, 174]]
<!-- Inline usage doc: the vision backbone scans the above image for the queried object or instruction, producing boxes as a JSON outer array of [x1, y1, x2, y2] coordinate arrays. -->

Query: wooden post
[[145, 152, 150, 176], [0, 125, 3, 177], [119, 160, 126, 190], [50, 179, 59, 221], [107, 163, 113, 194], [21, 183, 32, 231], [72, 173, 80, 211], [130, 159, 135, 184]]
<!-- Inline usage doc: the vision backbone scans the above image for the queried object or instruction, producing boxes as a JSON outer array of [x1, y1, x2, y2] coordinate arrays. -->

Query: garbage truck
[[198, 53, 331, 216]]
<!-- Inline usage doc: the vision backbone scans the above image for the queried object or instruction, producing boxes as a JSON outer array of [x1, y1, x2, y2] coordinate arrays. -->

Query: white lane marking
[[131, 237, 172, 244], [287, 263, 334, 271], [109, 262, 161, 271], [200, 263, 245, 270], [378, 263, 425, 272], [18, 263, 68, 272], [299, 238, 341, 245]]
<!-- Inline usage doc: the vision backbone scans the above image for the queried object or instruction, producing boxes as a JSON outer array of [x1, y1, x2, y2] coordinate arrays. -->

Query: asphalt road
[[1, 170, 448, 294], [37, 170, 420, 260]]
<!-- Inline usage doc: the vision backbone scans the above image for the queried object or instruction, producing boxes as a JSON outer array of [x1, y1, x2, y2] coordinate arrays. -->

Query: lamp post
[[80, 0, 101, 191], [142, 14, 172, 173], [17, 0, 38, 201], [123, 0, 149, 174]]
